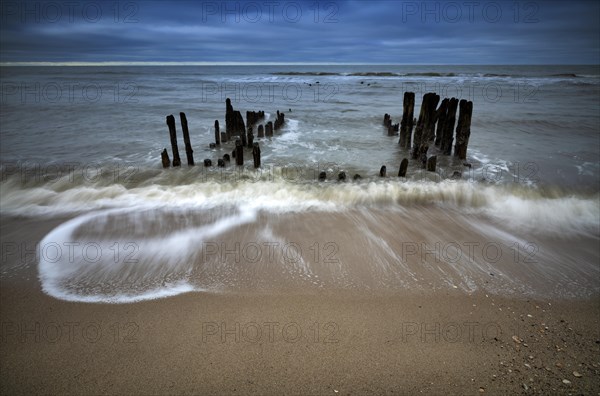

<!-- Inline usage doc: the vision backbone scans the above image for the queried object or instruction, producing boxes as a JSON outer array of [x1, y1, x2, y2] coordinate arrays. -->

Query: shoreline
[[1, 211, 599, 394]]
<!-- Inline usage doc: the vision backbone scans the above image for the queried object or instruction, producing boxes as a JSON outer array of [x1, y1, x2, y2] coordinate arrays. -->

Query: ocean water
[[1, 64, 599, 302]]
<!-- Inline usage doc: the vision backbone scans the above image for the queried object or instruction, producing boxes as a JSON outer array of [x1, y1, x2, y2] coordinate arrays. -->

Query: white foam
[[38, 206, 258, 303]]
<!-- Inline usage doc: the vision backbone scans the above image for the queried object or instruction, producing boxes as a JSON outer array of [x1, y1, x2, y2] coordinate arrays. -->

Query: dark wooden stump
[[426, 155, 437, 172], [247, 126, 254, 148], [161, 148, 170, 168], [380, 165, 387, 177], [454, 100, 473, 160], [166, 115, 181, 167], [266, 121, 273, 137], [217, 158, 225, 167], [412, 93, 440, 160], [338, 171, 346, 181], [220, 132, 228, 143], [434, 98, 449, 146], [214, 120, 221, 145], [319, 171, 326, 181], [223, 154, 230, 162], [257, 124, 264, 138], [225, 98, 234, 139], [398, 158, 408, 177], [235, 139, 243, 166], [179, 112, 194, 166], [252, 142, 261, 168], [399, 92, 415, 148], [440, 98, 459, 155], [274, 110, 285, 131], [204, 159, 212, 167]]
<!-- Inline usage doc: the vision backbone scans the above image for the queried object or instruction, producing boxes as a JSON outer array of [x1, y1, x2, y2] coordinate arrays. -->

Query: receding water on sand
[[33, 188, 599, 303]]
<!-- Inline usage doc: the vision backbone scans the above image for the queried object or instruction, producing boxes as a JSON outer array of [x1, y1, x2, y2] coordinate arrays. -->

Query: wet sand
[[1, 212, 599, 395]]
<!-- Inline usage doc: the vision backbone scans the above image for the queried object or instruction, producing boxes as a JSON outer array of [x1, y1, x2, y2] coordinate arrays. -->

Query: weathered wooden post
[[166, 115, 181, 167], [257, 124, 264, 138], [454, 100, 473, 160], [179, 112, 194, 166], [440, 98, 459, 155], [398, 158, 408, 177], [266, 121, 273, 137], [161, 149, 170, 168], [204, 159, 212, 167], [434, 98, 448, 146], [274, 111, 285, 130], [225, 98, 234, 139], [399, 92, 415, 148], [218, 159, 225, 167], [338, 171, 346, 181], [235, 139, 243, 166], [223, 154, 230, 162], [252, 142, 261, 168], [380, 166, 387, 177], [247, 126, 254, 148], [412, 93, 440, 160], [214, 120, 221, 145], [426, 155, 437, 172], [383, 113, 390, 127], [221, 132, 228, 143]]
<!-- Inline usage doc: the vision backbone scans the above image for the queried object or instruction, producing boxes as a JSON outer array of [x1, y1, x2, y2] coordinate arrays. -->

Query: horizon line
[[1, 61, 598, 67]]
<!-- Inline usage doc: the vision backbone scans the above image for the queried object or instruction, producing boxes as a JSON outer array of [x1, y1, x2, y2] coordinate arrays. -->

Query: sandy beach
[[1, 213, 599, 395]]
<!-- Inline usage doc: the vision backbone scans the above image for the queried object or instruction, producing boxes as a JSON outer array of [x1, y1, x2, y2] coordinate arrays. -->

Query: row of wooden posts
[[161, 98, 286, 169], [161, 92, 472, 179], [384, 92, 473, 175]]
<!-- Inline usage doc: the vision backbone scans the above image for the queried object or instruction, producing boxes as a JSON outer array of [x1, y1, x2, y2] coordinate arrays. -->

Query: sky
[[1, 0, 599, 64]]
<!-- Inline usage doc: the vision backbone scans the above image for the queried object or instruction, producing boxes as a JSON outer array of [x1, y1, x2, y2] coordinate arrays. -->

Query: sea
[[1, 64, 599, 302]]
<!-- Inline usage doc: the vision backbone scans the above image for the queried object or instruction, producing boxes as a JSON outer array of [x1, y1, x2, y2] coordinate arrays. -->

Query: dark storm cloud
[[0, 0, 598, 63]]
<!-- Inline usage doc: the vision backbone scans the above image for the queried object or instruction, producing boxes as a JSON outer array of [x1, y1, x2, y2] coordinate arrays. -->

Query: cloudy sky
[[1, 0, 598, 64]]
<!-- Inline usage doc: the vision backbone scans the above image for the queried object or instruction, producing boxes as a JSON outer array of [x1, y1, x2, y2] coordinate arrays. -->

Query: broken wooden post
[[204, 159, 212, 167], [454, 99, 473, 160], [221, 132, 228, 143], [380, 166, 387, 177], [179, 112, 194, 166], [440, 98, 459, 155], [218, 159, 225, 167], [319, 171, 326, 181], [398, 158, 408, 177], [383, 113, 391, 127], [214, 120, 221, 145], [338, 171, 346, 181], [399, 92, 415, 148], [161, 149, 170, 168], [223, 154, 230, 162], [247, 126, 254, 148], [257, 124, 264, 138], [166, 115, 181, 167], [274, 111, 285, 130], [266, 121, 273, 137], [235, 139, 243, 166], [252, 142, 261, 168], [412, 93, 440, 160], [426, 155, 437, 172], [225, 98, 234, 139], [434, 98, 449, 146]]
